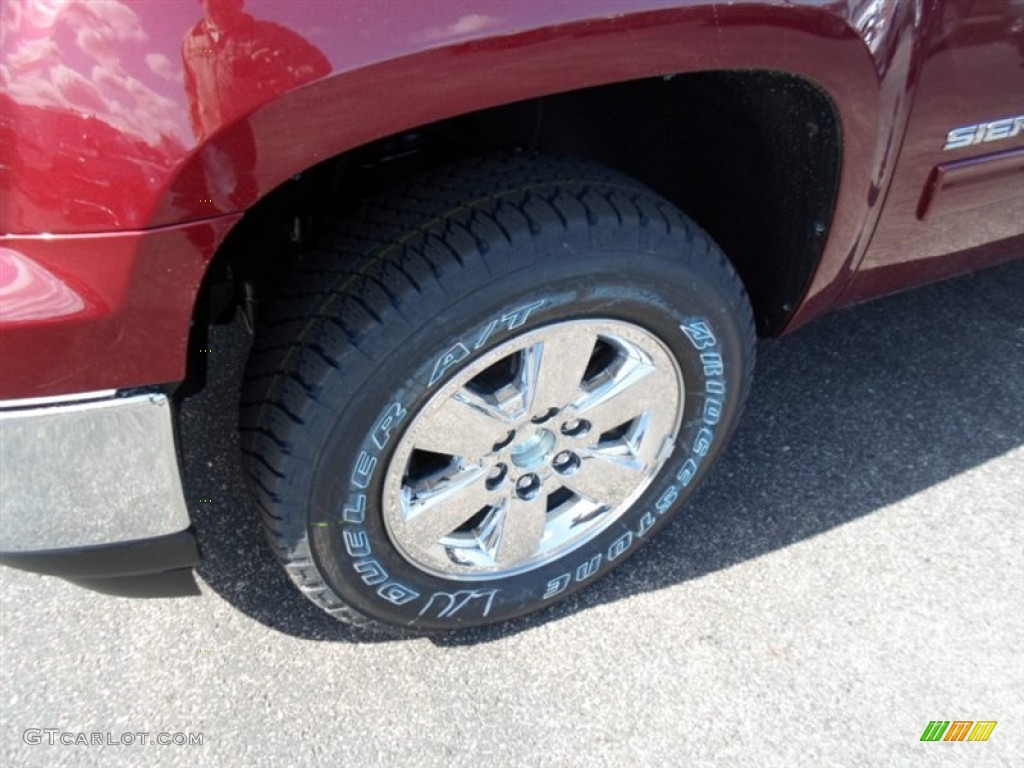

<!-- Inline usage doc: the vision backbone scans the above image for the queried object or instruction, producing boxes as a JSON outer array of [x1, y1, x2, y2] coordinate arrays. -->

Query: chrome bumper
[[0, 391, 192, 551]]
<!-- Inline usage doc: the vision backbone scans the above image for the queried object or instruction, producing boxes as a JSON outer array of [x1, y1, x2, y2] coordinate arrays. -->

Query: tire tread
[[240, 153, 755, 633]]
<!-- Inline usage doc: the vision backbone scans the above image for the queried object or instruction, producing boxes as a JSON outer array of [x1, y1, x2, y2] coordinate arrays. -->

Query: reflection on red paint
[[0, 247, 86, 323], [0, 0, 330, 232], [182, 0, 330, 140], [0, 0, 190, 232], [177, 0, 330, 210]]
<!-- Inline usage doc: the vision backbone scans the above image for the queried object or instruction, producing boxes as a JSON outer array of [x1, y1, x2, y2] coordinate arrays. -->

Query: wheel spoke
[[630, 406, 678, 469], [520, 329, 597, 418], [563, 450, 643, 506], [404, 466, 497, 543], [576, 361, 674, 436], [493, 496, 548, 566], [410, 390, 511, 458]]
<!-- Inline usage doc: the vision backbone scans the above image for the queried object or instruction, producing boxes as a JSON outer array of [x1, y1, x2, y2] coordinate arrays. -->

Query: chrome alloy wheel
[[382, 319, 685, 580]]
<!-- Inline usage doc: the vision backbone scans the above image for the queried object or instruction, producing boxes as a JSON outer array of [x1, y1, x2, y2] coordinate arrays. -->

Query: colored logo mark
[[920, 721, 997, 742]]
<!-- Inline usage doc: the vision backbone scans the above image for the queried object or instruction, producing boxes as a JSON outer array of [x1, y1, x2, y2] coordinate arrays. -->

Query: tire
[[240, 153, 755, 634]]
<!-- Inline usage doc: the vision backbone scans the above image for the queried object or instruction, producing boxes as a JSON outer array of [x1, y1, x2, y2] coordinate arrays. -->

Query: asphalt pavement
[[2, 260, 1023, 767]]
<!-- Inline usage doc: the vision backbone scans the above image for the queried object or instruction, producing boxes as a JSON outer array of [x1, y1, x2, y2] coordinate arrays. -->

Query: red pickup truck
[[1, 0, 1021, 633]]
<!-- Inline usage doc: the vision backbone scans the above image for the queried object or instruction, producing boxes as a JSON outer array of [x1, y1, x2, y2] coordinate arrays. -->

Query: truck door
[[850, 0, 1024, 298]]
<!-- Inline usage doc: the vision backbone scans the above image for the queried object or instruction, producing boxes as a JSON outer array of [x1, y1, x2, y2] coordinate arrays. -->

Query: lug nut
[[486, 462, 508, 490], [531, 407, 559, 424], [492, 430, 516, 452], [515, 473, 541, 500], [560, 419, 590, 437], [552, 450, 581, 475]]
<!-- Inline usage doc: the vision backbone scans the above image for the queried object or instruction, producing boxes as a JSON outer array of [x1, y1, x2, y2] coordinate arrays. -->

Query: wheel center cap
[[509, 428, 556, 470]]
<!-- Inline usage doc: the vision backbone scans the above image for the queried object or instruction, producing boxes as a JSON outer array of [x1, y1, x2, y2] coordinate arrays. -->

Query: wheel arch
[[180, 3, 882, 389]]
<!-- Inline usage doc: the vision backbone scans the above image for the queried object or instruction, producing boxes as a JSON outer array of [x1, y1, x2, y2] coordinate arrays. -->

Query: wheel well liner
[[196, 69, 840, 378]]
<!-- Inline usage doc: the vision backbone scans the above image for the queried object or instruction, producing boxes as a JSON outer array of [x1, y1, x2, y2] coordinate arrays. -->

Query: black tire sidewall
[[303, 249, 748, 631]]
